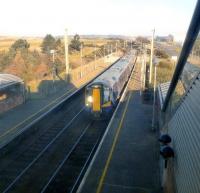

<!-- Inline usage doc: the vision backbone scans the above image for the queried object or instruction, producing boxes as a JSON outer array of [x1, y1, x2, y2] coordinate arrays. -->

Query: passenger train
[[85, 51, 137, 119]]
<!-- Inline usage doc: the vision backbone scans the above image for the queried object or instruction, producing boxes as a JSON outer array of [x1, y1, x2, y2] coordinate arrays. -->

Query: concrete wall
[[0, 84, 24, 114]]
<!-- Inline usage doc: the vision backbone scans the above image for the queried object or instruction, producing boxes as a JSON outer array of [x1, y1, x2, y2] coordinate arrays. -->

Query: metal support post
[[80, 44, 83, 78], [94, 44, 96, 70], [152, 62, 157, 130], [149, 28, 155, 84], [64, 28, 69, 81]]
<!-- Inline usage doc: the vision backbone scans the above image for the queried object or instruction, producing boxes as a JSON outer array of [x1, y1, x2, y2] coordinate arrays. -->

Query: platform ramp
[[78, 61, 160, 193]]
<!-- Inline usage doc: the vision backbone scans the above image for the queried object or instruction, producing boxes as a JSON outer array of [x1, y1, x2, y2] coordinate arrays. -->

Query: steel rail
[[3, 108, 85, 193], [0, 57, 121, 151], [40, 122, 92, 193], [76, 55, 137, 193]]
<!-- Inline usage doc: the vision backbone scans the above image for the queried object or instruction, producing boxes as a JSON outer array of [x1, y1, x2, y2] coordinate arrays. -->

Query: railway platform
[[78, 61, 160, 193]]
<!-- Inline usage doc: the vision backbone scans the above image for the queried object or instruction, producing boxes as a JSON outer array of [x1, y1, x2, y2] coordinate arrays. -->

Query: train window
[[104, 87, 110, 103], [85, 88, 89, 96], [85, 87, 92, 105], [112, 77, 116, 80]]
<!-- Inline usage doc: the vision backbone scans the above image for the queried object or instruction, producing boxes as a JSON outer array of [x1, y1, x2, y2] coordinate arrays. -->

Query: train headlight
[[87, 96, 93, 103]]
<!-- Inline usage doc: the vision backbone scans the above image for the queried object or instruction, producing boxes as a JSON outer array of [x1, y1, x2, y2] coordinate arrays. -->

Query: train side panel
[[85, 51, 136, 119]]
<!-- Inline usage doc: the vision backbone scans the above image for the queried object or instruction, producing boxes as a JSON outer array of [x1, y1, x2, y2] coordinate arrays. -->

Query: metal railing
[[162, 0, 200, 112]]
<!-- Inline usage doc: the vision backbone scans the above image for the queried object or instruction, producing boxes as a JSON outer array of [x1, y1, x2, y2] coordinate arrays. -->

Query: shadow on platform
[[27, 79, 77, 100]]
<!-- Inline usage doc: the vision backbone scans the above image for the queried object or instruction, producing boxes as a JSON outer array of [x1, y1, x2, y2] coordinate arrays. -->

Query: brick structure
[[0, 74, 25, 113]]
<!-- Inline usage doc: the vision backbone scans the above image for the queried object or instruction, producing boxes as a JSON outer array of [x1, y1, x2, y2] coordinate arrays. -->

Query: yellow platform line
[[0, 87, 76, 140], [96, 91, 132, 193]]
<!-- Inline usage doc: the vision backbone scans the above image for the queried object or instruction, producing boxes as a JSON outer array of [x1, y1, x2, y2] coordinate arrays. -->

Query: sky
[[0, 0, 197, 41]]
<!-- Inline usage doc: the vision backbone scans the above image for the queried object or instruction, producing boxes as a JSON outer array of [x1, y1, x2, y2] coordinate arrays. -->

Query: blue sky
[[0, 0, 197, 41]]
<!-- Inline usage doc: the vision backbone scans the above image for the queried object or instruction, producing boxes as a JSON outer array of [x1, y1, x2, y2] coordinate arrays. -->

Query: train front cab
[[85, 84, 112, 119]]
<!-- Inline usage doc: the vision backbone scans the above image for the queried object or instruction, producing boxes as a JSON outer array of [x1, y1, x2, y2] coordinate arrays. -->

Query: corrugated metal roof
[[0, 74, 23, 90]]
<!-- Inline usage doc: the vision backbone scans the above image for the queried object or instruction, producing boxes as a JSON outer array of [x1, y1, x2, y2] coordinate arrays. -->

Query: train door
[[92, 87, 101, 112]]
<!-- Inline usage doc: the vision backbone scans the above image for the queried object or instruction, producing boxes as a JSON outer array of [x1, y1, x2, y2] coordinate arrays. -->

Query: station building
[[156, 34, 174, 43], [0, 74, 25, 113]]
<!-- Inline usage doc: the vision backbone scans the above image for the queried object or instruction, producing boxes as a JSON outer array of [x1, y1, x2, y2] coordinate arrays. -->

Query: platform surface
[[78, 61, 160, 193]]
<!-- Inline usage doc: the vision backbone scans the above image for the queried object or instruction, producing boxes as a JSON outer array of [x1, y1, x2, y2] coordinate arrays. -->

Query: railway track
[[0, 59, 121, 193], [0, 100, 109, 193], [0, 56, 136, 193], [41, 120, 108, 193], [1, 109, 108, 193], [0, 91, 86, 193], [0, 87, 77, 148]]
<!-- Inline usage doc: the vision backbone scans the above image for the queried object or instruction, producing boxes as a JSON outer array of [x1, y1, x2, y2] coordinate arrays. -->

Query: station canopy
[[0, 73, 23, 91]]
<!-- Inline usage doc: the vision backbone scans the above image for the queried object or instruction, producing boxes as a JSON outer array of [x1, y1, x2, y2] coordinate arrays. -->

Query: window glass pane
[[171, 80, 185, 111], [168, 32, 200, 114], [104, 87, 110, 103], [182, 34, 200, 88]]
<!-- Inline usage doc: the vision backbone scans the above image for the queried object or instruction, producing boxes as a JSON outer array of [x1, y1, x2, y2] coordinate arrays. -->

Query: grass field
[[0, 36, 109, 70], [157, 59, 175, 84], [0, 37, 42, 51], [0, 36, 113, 92], [0, 36, 111, 52], [81, 38, 112, 46]]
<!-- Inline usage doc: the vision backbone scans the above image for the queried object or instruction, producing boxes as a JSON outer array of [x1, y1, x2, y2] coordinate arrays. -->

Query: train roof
[[89, 52, 135, 88]]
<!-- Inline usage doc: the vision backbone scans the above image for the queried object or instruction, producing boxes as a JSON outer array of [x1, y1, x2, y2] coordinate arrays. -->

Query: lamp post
[[149, 28, 155, 84], [50, 49, 56, 92], [141, 56, 145, 95], [104, 44, 106, 63], [80, 44, 83, 78], [144, 45, 147, 89], [64, 28, 69, 81], [131, 40, 132, 50], [152, 57, 159, 130], [50, 49, 56, 83], [141, 46, 147, 91], [94, 43, 96, 70], [124, 40, 126, 49], [109, 44, 112, 64]]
